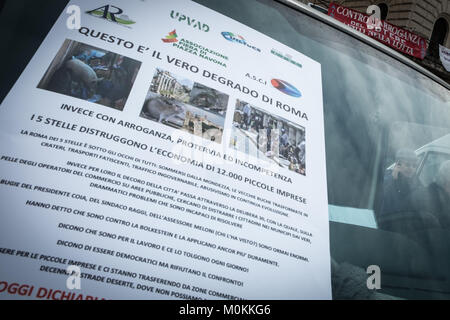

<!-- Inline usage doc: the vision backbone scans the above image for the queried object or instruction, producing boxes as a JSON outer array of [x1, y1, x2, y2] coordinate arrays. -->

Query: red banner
[[328, 2, 427, 60]]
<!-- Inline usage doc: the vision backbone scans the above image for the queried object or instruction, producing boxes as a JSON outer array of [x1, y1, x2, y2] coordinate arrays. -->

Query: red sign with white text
[[328, 2, 427, 59]]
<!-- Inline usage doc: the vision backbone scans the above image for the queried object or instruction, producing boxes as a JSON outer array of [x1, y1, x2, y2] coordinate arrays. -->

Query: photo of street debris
[[140, 68, 229, 144], [230, 99, 306, 175], [37, 39, 141, 110]]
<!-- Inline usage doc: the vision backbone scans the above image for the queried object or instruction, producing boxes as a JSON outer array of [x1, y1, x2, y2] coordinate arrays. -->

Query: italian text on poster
[[0, 0, 331, 300]]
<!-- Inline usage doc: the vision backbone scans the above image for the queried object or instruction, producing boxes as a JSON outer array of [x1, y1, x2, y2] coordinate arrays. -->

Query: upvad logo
[[221, 32, 261, 52], [86, 5, 135, 27], [170, 10, 210, 32], [162, 30, 178, 43], [271, 79, 302, 98]]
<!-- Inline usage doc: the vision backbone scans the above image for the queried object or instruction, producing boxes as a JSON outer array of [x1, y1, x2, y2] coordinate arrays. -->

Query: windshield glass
[[195, 0, 450, 299]]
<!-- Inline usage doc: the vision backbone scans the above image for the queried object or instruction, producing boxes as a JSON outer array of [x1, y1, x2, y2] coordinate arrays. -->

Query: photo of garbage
[[37, 39, 141, 110], [230, 100, 306, 176], [140, 68, 229, 144]]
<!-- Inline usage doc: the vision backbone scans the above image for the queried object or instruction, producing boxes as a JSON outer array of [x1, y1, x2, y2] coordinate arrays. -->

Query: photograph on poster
[[37, 39, 141, 111], [140, 68, 229, 144], [230, 99, 306, 175]]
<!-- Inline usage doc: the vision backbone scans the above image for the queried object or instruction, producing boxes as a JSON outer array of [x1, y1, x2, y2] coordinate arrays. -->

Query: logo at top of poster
[[162, 30, 228, 68], [271, 49, 303, 69], [86, 5, 135, 27], [271, 79, 302, 98], [221, 32, 261, 52], [162, 30, 178, 43]]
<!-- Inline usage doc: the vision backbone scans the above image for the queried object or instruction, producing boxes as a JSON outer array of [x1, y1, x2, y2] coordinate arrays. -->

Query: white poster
[[0, 0, 331, 300], [439, 44, 450, 72]]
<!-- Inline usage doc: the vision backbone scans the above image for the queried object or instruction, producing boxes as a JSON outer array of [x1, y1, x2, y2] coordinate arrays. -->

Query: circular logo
[[221, 32, 245, 42], [271, 79, 302, 98]]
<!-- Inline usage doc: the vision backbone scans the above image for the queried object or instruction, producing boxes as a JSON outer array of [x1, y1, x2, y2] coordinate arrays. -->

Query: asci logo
[[86, 5, 135, 27], [271, 79, 302, 98], [221, 32, 261, 52]]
